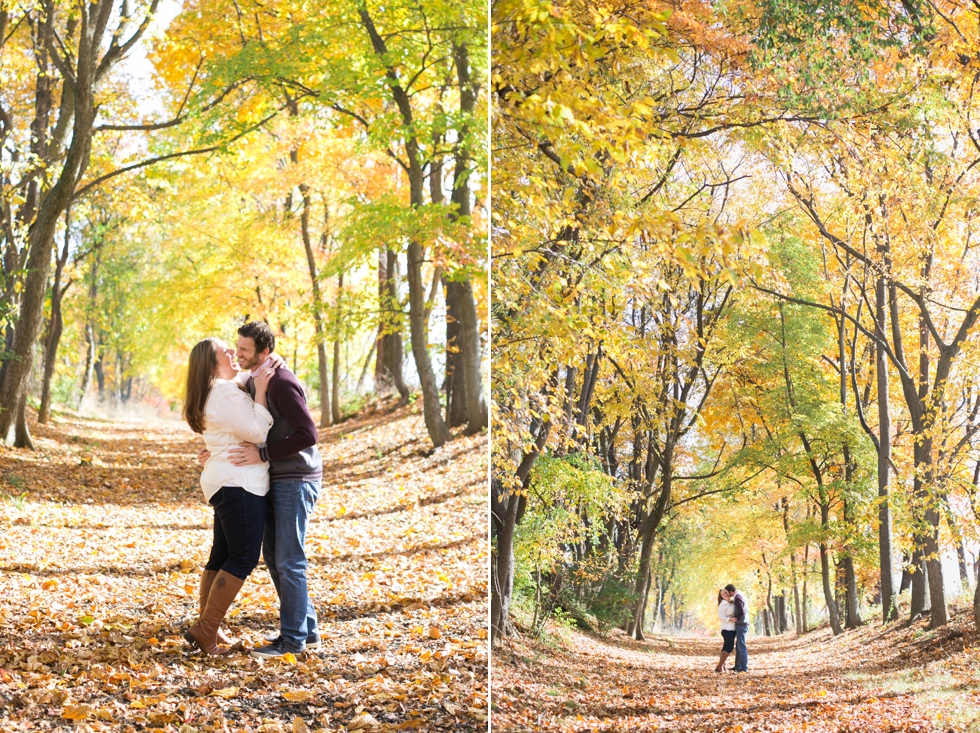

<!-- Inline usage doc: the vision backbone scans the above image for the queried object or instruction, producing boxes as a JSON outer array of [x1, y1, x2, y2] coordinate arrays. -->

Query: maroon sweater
[[249, 368, 321, 479]]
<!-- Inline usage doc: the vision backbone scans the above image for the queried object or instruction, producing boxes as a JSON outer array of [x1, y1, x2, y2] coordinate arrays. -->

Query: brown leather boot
[[714, 650, 730, 673], [199, 570, 241, 650], [185, 570, 246, 655]]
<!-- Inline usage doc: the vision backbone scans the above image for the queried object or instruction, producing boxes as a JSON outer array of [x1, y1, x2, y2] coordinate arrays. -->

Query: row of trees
[[492, 0, 980, 642], [0, 0, 488, 446]]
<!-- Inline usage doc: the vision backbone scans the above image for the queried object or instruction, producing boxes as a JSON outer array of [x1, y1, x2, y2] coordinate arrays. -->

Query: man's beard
[[240, 356, 261, 372]]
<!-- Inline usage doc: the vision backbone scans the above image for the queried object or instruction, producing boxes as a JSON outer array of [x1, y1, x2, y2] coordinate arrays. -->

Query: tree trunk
[[491, 404, 553, 643], [358, 7, 446, 447], [630, 466, 670, 641], [78, 322, 96, 408], [332, 272, 343, 425], [490, 481, 521, 643], [820, 533, 844, 635], [298, 182, 331, 428], [843, 554, 862, 629], [378, 249, 409, 405], [449, 41, 487, 438], [456, 279, 487, 435], [802, 542, 810, 632], [443, 279, 466, 427], [406, 239, 449, 447], [909, 548, 930, 620], [973, 570, 980, 629], [12, 389, 33, 449], [875, 271, 898, 622]]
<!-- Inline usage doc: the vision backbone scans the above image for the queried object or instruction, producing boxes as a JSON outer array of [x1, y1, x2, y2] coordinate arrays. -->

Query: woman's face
[[213, 341, 240, 380]]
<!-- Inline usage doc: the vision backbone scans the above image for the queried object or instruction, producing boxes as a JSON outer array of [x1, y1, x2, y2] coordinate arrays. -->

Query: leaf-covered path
[[492, 611, 980, 732], [0, 400, 488, 731]]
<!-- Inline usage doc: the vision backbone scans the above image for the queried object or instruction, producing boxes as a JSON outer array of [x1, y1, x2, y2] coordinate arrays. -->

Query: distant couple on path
[[181, 321, 322, 659], [715, 584, 748, 673]]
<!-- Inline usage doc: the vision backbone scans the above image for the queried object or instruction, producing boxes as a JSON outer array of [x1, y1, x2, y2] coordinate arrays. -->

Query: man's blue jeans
[[734, 624, 748, 671], [263, 477, 320, 651]]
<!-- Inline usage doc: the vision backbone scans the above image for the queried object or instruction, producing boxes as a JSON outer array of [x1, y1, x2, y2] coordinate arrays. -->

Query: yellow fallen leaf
[[281, 652, 297, 664], [42, 579, 58, 591], [211, 686, 239, 699], [292, 716, 308, 733], [817, 690, 828, 697], [428, 627, 442, 640], [283, 690, 314, 702], [62, 705, 93, 720]]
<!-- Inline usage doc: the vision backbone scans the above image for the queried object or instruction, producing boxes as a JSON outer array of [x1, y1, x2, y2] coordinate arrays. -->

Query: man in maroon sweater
[[227, 322, 323, 658]]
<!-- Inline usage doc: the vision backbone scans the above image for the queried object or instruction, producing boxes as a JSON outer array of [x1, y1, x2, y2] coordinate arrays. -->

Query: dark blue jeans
[[263, 477, 320, 651], [734, 624, 749, 671], [204, 486, 266, 580]]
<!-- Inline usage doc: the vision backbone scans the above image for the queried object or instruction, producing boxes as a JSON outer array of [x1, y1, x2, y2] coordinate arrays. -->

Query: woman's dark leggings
[[204, 486, 265, 580], [721, 629, 736, 652]]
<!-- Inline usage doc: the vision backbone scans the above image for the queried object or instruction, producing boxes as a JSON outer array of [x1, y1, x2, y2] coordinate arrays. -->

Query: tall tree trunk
[[630, 463, 670, 641], [782, 496, 804, 635], [447, 41, 486, 437], [914, 307, 948, 629], [78, 322, 96, 409], [456, 279, 487, 435], [298, 182, 331, 428], [491, 402, 553, 643], [837, 297, 862, 631], [39, 210, 73, 424], [909, 547, 930, 620], [974, 569, 980, 629], [443, 280, 467, 427], [359, 7, 447, 447], [819, 496, 844, 635], [875, 271, 898, 622], [12, 388, 33, 449], [406, 238, 449, 447], [332, 272, 343, 425], [378, 249, 409, 405], [802, 541, 810, 632]]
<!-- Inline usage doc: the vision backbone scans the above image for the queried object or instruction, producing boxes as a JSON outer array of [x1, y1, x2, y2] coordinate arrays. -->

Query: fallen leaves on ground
[[0, 398, 488, 731], [492, 603, 980, 732]]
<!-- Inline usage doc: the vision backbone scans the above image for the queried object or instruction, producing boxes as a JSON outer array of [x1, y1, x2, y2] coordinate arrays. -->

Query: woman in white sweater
[[715, 589, 736, 673], [181, 337, 275, 655]]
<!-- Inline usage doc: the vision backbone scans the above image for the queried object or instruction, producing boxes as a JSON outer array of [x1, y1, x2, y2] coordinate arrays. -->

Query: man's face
[[722, 590, 732, 601], [236, 336, 269, 372]]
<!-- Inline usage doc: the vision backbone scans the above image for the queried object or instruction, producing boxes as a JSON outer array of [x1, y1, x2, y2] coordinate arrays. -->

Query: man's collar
[[245, 356, 273, 380]]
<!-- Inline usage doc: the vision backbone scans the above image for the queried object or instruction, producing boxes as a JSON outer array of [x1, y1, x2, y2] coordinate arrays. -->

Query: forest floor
[[493, 601, 980, 732], [0, 397, 488, 732]]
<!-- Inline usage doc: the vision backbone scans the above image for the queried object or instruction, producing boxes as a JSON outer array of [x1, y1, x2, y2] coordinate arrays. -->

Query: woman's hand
[[252, 365, 275, 408], [268, 352, 287, 370], [253, 365, 275, 393]]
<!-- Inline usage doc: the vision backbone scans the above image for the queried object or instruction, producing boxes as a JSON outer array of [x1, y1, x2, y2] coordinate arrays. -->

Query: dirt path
[[492, 614, 980, 732], [0, 400, 488, 731]]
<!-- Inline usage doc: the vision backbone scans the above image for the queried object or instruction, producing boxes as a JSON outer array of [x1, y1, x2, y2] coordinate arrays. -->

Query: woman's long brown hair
[[717, 590, 724, 606], [183, 338, 220, 434]]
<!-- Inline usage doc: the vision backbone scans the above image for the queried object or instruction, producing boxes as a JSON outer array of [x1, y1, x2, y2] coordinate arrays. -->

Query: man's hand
[[197, 449, 211, 467], [229, 442, 263, 466]]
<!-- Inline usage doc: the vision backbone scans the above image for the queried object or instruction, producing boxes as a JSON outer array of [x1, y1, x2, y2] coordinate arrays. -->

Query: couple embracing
[[715, 584, 748, 673], [181, 321, 321, 659]]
